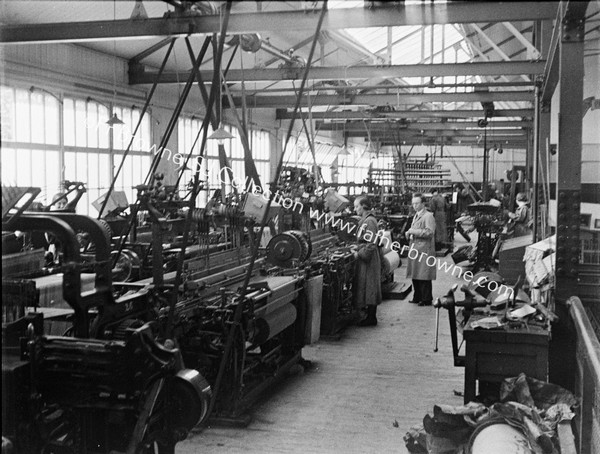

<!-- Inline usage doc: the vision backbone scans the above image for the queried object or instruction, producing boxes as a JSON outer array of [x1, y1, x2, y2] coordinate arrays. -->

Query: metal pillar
[[532, 84, 541, 241], [555, 6, 586, 305]]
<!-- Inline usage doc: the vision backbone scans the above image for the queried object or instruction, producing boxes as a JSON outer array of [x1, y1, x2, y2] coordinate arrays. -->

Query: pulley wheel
[[111, 249, 140, 282], [266, 232, 303, 267]]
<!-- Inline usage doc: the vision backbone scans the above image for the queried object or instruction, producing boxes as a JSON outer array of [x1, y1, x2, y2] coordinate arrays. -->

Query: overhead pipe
[[227, 33, 303, 65]]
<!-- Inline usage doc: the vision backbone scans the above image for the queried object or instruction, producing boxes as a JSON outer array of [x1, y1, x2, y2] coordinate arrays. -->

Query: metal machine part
[[170, 273, 307, 420], [332, 215, 361, 243], [453, 204, 505, 272], [266, 230, 312, 267], [2, 209, 211, 453]]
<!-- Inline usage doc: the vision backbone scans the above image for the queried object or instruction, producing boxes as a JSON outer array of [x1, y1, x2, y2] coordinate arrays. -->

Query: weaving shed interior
[[1, 1, 599, 454]]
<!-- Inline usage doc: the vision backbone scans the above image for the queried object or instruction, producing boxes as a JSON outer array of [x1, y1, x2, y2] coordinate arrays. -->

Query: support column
[[532, 84, 541, 241], [549, 1, 587, 394], [555, 9, 585, 305]]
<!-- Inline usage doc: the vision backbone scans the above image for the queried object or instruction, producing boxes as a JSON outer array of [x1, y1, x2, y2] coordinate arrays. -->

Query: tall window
[[1, 86, 62, 205], [1, 85, 152, 215]]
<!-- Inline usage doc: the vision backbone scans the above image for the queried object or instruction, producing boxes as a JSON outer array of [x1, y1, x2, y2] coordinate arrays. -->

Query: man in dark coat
[[429, 189, 449, 251], [351, 196, 382, 326], [406, 193, 437, 306]]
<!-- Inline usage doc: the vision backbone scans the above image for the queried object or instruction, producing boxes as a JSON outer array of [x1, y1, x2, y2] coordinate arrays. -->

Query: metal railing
[[568, 296, 600, 454]]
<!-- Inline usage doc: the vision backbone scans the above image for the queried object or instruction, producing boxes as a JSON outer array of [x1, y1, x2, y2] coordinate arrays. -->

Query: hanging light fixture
[[208, 126, 235, 144], [130, 0, 148, 20], [106, 112, 125, 126], [208, 45, 235, 146], [86, 97, 124, 127], [107, 1, 124, 127], [338, 145, 350, 156], [338, 121, 350, 156]]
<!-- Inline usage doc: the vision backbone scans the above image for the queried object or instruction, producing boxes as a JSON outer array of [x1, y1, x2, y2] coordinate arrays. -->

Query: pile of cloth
[[404, 373, 578, 454]]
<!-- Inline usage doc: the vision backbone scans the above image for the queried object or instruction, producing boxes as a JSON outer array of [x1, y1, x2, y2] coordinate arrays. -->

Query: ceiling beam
[[377, 139, 527, 147], [130, 37, 175, 64], [351, 130, 527, 138], [317, 120, 531, 131], [276, 109, 534, 120], [255, 80, 534, 94], [224, 91, 533, 108], [129, 61, 546, 84], [0, 3, 558, 44]]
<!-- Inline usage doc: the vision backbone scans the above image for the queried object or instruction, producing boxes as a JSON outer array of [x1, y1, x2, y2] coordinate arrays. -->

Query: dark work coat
[[353, 213, 382, 309], [406, 209, 437, 281], [430, 194, 449, 243]]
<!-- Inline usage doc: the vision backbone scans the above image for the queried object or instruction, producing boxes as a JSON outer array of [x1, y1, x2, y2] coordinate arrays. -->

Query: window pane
[[1, 147, 17, 186], [17, 149, 32, 186], [45, 151, 61, 204], [44, 96, 60, 145], [15, 89, 31, 142], [87, 103, 99, 148], [31, 149, 46, 193], [75, 99, 87, 147], [30, 92, 45, 144], [140, 113, 151, 151], [98, 105, 110, 149], [98, 154, 111, 193], [87, 153, 100, 210], [64, 98, 75, 146], [1, 86, 16, 142]]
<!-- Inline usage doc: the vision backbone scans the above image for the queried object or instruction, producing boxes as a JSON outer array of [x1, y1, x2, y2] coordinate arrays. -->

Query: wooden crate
[[499, 235, 533, 284]]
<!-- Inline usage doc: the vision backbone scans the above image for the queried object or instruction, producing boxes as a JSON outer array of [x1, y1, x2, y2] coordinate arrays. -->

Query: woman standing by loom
[[351, 196, 382, 326]]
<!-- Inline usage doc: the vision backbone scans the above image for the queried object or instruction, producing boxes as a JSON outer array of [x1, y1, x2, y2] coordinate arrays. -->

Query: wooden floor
[[179, 244, 469, 454]]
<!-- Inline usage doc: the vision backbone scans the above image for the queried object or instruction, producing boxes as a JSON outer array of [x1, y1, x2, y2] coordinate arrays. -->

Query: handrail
[[567, 296, 600, 454]]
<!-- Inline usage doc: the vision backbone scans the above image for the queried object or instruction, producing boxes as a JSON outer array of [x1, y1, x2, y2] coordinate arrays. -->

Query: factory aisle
[[179, 246, 468, 454]]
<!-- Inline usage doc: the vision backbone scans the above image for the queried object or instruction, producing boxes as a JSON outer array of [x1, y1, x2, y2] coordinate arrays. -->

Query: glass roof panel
[[345, 24, 472, 66]]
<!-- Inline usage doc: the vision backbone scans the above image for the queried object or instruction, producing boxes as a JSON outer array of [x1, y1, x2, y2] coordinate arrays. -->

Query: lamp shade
[[106, 113, 124, 126], [338, 145, 350, 156], [208, 126, 235, 142]]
